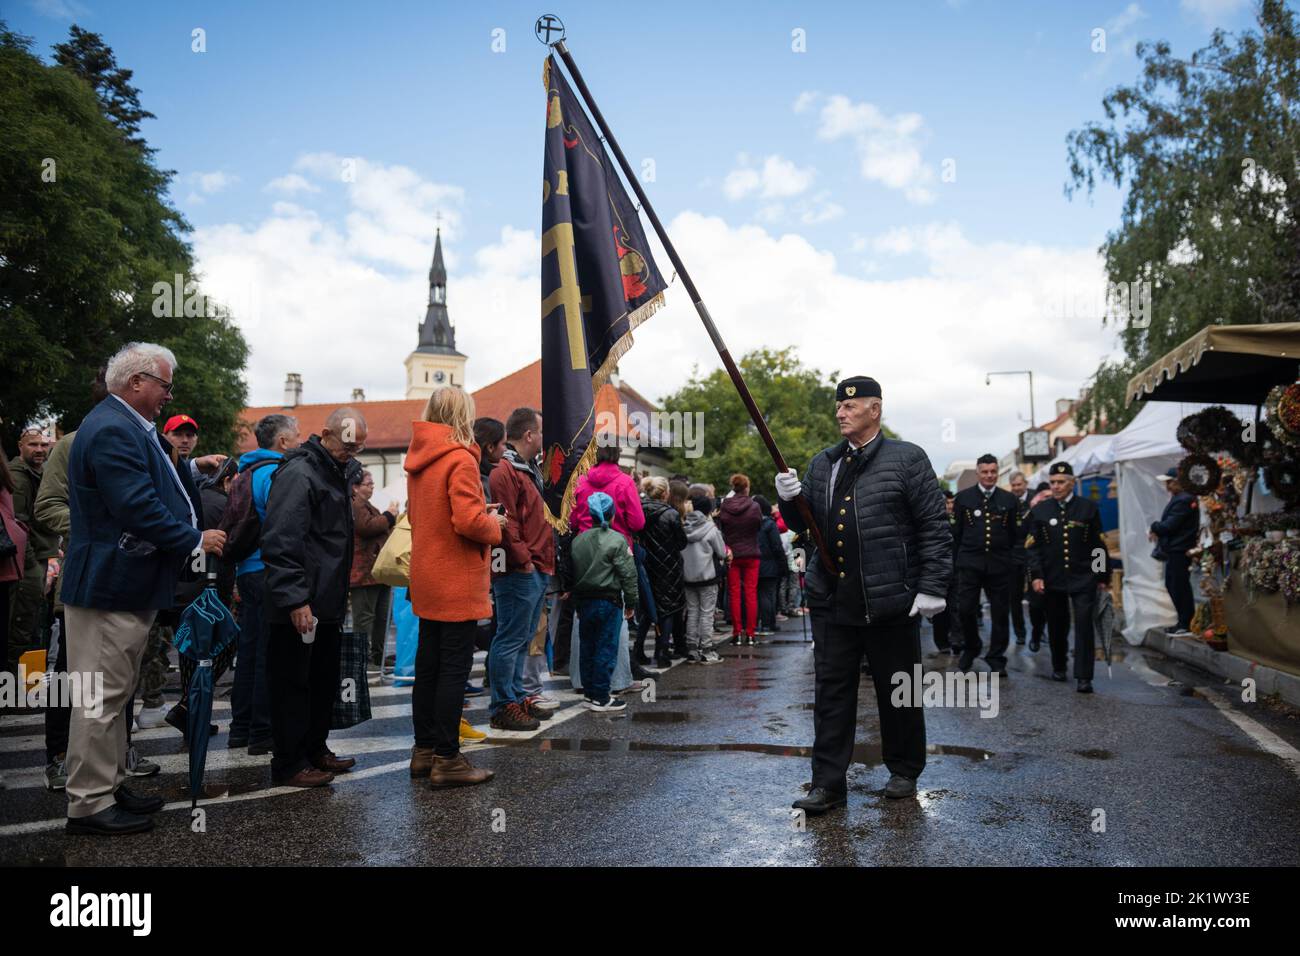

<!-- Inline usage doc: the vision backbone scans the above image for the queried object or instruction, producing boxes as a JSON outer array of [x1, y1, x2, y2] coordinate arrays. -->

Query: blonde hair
[[643, 475, 668, 500], [421, 386, 475, 446]]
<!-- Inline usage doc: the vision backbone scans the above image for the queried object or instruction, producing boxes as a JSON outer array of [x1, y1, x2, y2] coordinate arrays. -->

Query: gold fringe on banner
[[544, 290, 666, 532]]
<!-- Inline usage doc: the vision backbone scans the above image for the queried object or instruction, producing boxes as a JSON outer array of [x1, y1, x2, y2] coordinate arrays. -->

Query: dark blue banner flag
[[540, 54, 667, 529]]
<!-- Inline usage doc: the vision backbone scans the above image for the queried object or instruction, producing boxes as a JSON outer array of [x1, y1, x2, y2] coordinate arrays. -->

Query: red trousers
[[728, 557, 759, 636]]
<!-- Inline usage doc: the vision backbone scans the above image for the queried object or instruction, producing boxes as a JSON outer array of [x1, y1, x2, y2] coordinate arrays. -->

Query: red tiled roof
[[237, 360, 657, 453]]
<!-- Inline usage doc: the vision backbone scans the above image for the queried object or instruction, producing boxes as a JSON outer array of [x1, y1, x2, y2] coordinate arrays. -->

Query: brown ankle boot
[[428, 753, 494, 790], [410, 745, 435, 778]]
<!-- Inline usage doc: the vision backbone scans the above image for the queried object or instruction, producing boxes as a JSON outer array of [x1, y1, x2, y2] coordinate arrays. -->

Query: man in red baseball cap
[[162, 414, 226, 481]]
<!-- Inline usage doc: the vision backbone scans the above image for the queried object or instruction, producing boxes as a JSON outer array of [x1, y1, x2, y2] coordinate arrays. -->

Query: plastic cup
[[303, 616, 319, 645]]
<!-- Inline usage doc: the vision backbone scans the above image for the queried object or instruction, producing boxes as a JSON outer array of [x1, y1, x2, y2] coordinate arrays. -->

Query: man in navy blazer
[[62, 342, 227, 836]]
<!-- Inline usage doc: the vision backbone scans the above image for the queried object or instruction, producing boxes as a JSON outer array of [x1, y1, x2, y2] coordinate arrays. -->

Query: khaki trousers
[[64, 605, 157, 818]]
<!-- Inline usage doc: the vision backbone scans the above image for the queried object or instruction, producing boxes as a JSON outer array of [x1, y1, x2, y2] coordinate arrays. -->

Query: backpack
[[218, 458, 280, 563]]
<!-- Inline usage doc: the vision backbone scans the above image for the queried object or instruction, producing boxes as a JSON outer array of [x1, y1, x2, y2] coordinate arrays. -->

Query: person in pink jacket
[[570, 445, 645, 545]]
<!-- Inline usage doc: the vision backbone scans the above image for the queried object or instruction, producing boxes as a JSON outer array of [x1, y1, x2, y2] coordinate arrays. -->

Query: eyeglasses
[[139, 372, 174, 394]]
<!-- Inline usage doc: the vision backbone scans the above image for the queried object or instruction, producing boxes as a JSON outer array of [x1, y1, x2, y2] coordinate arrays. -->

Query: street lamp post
[[985, 369, 1036, 428]]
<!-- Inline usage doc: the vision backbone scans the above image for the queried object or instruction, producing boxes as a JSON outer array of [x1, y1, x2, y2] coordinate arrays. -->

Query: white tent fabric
[[1109, 401, 1273, 644], [1027, 434, 1115, 486]]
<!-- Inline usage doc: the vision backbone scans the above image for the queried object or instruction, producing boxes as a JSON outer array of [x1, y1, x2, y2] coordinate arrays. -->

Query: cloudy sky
[[13, 0, 1261, 470]]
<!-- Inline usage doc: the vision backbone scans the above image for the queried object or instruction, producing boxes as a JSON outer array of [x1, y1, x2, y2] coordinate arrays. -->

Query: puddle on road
[[629, 711, 691, 723], [1072, 748, 1114, 760], [501, 738, 994, 764]]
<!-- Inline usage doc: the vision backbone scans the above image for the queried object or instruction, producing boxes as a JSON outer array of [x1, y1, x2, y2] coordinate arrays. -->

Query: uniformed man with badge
[[776, 376, 951, 815], [952, 454, 1018, 676], [1026, 462, 1109, 693]]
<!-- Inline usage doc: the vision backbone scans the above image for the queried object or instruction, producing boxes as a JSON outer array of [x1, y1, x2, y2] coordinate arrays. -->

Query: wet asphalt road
[[3, 613, 1299, 866]]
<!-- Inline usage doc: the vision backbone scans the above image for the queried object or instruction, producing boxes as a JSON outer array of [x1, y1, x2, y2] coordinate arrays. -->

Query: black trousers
[[758, 577, 780, 631], [1008, 563, 1027, 639], [958, 565, 1010, 668], [551, 596, 574, 670], [1164, 554, 1194, 630], [45, 611, 70, 763], [1044, 588, 1097, 680], [413, 618, 477, 757], [931, 564, 960, 649], [268, 612, 342, 781], [811, 614, 926, 793]]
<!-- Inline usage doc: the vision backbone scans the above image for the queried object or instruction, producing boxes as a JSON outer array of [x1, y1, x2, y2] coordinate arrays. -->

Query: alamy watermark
[[595, 404, 705, 459], [0, 666, 103, 717], [890, 665, 1000, 718]]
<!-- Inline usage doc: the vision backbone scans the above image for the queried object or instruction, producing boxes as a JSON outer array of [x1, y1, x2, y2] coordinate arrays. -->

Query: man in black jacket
[[953, 454, 1018, 675], [778, 376, 950, 814], [261, 407, 365, 787], [1027, 462, 1109, 693], [1150, 468, 1199, 635]]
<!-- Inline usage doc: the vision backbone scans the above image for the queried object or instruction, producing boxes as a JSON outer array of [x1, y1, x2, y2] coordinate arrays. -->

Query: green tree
[[0, 22, 247, 455], [1066, 0, 1299, 430], [656, 347, 897, 501]]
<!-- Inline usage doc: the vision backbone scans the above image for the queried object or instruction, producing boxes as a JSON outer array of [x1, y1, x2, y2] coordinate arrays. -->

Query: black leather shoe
[[1077, 679, 1094, 694], [114, 784, 164, 815], [1029, 637, 1042, 652], [66, 805, 154, 836], [248, 739, 273, 756], [792, 787, 847, 815], [1051, 671, 1067, 682], [1014, 636, 1026, 645], [884, 773, 917, 799], [957, 652, 977, 671]]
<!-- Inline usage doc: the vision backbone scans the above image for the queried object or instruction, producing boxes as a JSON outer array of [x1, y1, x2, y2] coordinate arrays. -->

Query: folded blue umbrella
[[173, 568, 239, 808]]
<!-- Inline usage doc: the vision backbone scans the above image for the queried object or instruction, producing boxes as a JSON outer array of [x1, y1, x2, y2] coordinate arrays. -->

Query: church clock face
[[433, 370, 446, 383]]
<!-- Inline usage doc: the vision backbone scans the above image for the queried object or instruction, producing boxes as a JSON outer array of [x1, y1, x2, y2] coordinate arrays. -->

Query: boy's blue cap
[[588, 491, 615, 528]]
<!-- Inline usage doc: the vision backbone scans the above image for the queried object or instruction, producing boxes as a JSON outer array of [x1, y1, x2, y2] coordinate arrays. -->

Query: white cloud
[[265, 173, 320, 195], [793, 91, 820, 114], [192, 170, 238, 194], [1086, 4, 1149, 78], [29, 0, 90, 19], [815, 95, 936, 203], [192, 156, 528, 407], [723, 154, 817, 200], [1180, 0, 1252, 24], [613, 213, 1119, 471]]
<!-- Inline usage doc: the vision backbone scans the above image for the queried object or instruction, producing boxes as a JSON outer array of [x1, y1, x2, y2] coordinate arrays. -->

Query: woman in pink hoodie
[[570, 445, 645, 545]]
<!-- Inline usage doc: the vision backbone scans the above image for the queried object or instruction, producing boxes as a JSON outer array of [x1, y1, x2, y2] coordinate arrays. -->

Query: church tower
[[405, 228, 468, 399]]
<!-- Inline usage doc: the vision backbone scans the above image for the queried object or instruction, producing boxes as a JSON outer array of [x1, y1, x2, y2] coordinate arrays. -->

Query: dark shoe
[[489, 702, 540, 732], [410, 745, 435, 778], [1077, 679, 1094, 694], [227, 735, 249, 749], [630, 662, 654, 681], [311, 750, 356, 773], [114, 785, 164, 815], [994, 666, 1008, 678], [957, 652, 976, 671], [464, 682, 486, 696], [884, 774, 917, 799], [633, 651, 651, 665], [1029, 637, 1042, 652], [1051, 671, 1067, 682], [428, 753, 494, 789], [277, 767, 335, 788], [653, 655, 673, 669], [66, 805, 154, 836], [792, 787, 847, 815], [730, 635, 742, 646], [522, 696, 556, 720], [1014, 636, 1026, 645], [248, 738, 273, 756]]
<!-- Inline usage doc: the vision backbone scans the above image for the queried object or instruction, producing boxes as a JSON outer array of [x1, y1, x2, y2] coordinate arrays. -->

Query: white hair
[[105, 342, 178, 393]]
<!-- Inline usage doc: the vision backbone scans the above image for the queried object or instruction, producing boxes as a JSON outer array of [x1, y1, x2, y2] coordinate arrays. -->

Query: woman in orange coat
[[405, 386, 506, 789]]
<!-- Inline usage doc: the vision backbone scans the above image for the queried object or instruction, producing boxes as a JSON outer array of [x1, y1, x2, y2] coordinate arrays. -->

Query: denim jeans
[[488, 570, 549, 715], [230, 571, 272, 743], [576, 598, 622, 703]]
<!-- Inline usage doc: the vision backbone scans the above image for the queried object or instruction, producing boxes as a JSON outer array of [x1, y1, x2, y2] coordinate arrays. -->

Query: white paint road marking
[[1198, 687, 1300, 781], [0, 696, 603, 837]]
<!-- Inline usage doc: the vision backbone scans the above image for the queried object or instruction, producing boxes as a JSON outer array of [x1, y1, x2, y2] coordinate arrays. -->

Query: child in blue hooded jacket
[[569, 492, 639, 711]]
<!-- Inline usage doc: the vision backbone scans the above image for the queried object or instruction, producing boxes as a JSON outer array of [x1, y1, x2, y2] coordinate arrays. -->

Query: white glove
[[775, 469, 801, 501], [910, 593, 946, 619]]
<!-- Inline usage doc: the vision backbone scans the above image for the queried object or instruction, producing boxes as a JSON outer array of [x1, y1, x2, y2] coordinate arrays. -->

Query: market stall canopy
[[1105, 401, 1260, 465], [1127, 323, 1300, 405], [1027, 434, 1114, 485]]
